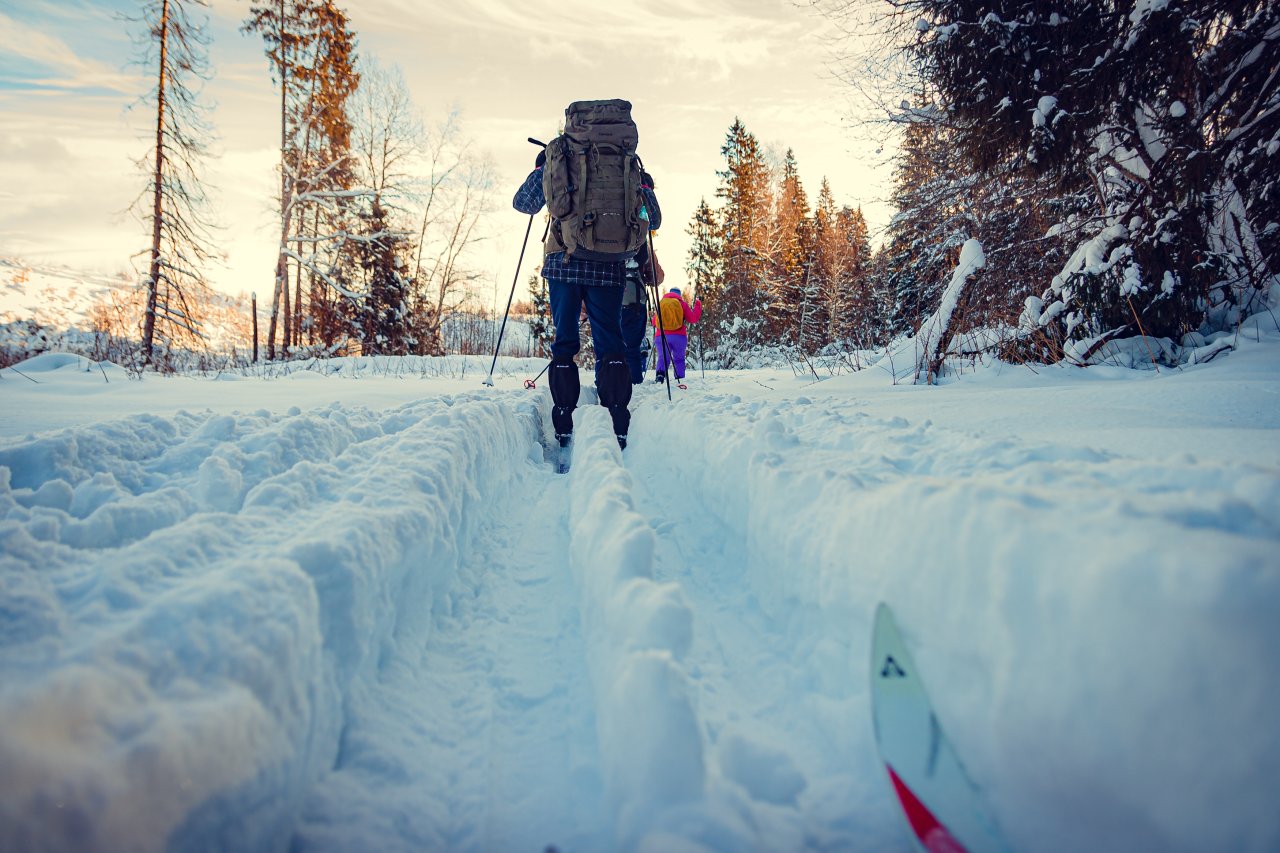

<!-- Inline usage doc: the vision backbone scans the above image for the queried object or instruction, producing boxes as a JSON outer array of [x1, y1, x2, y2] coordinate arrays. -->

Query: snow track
[[292, 451, 609, 852], [627, 387, 1280, 853]]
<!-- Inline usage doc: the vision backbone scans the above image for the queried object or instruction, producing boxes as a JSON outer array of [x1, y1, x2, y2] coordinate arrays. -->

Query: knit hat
[[668, 287, 681, 296]]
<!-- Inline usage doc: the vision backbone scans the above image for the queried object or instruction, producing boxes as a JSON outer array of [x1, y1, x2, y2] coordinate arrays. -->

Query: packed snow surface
[[2, 331, 1279, 852]]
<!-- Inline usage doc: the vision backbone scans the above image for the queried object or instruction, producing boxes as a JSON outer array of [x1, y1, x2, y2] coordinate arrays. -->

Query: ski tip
[[874, 600, 892, 624]]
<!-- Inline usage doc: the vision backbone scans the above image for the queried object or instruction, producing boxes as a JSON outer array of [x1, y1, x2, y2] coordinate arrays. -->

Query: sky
[[0, 0, 898, 305]]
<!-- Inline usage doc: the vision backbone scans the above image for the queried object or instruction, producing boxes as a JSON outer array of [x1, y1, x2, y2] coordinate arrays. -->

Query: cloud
[[0, 134, 74, 165], [0, 11, 137, 96], [350, 0, 802, 78]]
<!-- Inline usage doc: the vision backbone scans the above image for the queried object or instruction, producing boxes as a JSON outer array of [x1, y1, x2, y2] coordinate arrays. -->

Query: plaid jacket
[[512, 168, 662, 287]]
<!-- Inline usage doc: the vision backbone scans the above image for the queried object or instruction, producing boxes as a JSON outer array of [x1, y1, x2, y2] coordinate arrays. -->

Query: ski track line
[[626, 406, 908, 853], [292, 456, 608, 852]]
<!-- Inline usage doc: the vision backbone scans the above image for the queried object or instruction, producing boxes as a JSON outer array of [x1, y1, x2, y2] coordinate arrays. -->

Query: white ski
[[870, 603, 1009, 853]]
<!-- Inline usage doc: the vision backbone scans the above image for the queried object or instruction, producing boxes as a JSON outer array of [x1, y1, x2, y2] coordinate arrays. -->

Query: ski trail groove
[[626, 422, 895, 851], [292, 414, 608, 852]]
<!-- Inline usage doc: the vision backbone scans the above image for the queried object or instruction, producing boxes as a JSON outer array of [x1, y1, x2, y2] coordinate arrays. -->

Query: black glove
[[641, 170, 655, 188], [535, 149, 546, 169]]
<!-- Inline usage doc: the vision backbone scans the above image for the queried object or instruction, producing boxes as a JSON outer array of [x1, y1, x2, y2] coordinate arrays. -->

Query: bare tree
[[131, 0, 218, 365], [354, 105, 494, 357], [350, 59, 423, 207], [336, 58, 424, 353], [411, 141, 495, 355]]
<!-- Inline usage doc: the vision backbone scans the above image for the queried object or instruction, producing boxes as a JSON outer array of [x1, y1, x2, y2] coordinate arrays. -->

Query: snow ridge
[[564, 407, 712, 849], [0, 394, 537, 852]]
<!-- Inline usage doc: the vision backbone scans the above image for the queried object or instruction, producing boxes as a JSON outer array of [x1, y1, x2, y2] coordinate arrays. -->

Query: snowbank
[[2, 342, 1278, 851], [629, 389, 1280, 852], [0, 391, 540, 851]]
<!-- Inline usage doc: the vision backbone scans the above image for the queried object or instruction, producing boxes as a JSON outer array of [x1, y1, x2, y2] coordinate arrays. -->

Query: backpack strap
[[623, 152, 636, 230]]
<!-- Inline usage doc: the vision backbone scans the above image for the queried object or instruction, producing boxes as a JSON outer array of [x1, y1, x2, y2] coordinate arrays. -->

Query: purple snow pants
[[654, 333, 688, 378]]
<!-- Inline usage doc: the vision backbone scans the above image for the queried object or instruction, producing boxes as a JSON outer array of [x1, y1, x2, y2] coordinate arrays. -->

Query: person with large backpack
[[651, 287, 702, 384], [513, 99, 661, 450]]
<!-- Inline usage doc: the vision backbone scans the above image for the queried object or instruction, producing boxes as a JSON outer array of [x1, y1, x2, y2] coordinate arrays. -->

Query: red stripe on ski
[[887, 764, 970, 853]]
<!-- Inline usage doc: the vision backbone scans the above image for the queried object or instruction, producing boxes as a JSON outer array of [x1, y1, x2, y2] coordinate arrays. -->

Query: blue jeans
[[548, 279, 624, 361], [546, 277, 632, 439], [620, 301, 649, 383]]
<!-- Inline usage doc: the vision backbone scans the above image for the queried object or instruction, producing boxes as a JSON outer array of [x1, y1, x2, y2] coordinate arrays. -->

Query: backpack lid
[[565, 99, 633, 124], [564, 99, 637, 149]]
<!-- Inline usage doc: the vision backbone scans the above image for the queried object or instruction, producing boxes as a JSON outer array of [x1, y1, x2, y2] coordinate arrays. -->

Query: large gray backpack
[[542, 99, 649, 262]]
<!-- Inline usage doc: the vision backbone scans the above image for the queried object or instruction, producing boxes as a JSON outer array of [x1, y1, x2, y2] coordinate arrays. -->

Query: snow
[[1053, 220, 1129, 294], [1, 259, 125, 327], [913, 238, 986, 382], [1032, 95, 1057, 128], [3, 334, 1280, 852]]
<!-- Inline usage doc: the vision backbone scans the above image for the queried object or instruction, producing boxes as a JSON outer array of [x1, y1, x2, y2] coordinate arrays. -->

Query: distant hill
[[0, 257, 130, 330], [1, 257, 544, 359], [2, 256, 262, 351]]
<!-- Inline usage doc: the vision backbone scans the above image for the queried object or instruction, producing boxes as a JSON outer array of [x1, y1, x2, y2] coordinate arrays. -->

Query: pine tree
[[685, 197, 722, 347], [834, 205, 874, 346], [768, 149, 811, 347], [291, 1, 359, 352], [134, 0, 218, 366], [244, 0, 360, 359], [714, 118, 773, 355], [527, 274, 553, 357], [353, 199, 412, 355], [244, 0, 304, 359], [807, 179, 840, 349], [901, 0, 1278, 345], [879, 115, 971, 334]]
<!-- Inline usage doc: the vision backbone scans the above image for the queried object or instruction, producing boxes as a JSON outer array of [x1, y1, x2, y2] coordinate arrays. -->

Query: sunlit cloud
[[0, 11, 138, 95]]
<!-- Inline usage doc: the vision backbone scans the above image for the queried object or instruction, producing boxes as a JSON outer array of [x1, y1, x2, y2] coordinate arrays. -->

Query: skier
[[621, 240, 661, 384], [513, 99, 662, 450], [651, 287, 701, 384]]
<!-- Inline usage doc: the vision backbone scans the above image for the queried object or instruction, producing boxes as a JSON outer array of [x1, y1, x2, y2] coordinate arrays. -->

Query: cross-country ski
[[871, 603, 1009, 853]]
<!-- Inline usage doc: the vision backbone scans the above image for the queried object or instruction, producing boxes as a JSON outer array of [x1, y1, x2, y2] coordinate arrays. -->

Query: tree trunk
[[143, 0, 170, 365], [268, 0, 290, 360]]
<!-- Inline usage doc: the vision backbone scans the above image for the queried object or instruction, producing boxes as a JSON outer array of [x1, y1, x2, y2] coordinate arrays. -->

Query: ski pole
[[524, 361, 550, 389], [636, 155, 673, 402], [484, 213, 534, 387], [485, 137, 548, 388], [699, 319, 705, 382]]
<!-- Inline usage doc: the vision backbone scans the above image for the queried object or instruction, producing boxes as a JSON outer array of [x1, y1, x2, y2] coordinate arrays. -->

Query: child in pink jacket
[[651, 287, 702, 382]]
